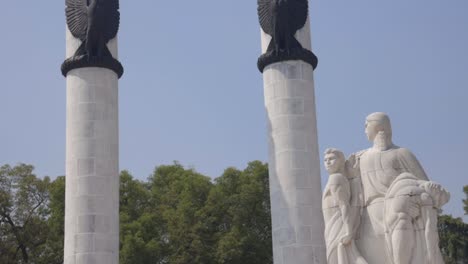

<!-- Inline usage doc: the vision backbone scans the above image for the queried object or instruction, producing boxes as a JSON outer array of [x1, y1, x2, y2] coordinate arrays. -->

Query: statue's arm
[[399, 148, 429, 181]]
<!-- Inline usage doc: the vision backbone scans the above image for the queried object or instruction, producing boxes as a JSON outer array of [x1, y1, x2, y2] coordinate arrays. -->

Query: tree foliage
[[204, 161, 272, 264], [435, 185, 468, 264], [438, 214, 468, 263], [118, 161, 272, 264], [42, 176, 65, 264], [0, 164, 51, 263], [0, 163, 466, 264]]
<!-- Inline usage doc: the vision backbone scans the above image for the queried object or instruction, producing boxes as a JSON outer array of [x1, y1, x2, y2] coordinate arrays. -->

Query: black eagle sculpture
[[257, 0, 318, 72], [61, 0, 123, 78]]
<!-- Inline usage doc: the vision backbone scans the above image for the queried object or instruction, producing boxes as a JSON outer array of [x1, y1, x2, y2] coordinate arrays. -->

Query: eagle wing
[[257, 0, 274, 35], [66, 0, 88, 41], [99, 0, 120, 42], [258, 0, 309, 36], [288, 0, 308, 33]]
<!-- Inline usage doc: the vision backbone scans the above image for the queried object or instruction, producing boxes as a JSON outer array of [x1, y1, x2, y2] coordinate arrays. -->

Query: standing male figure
[[322, 148, 367, 264], [348, 112, 429, 263]]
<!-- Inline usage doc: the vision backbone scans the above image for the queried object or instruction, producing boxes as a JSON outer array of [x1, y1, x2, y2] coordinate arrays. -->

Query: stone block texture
[[64, 66, 119, 263], [261, 20, 326, 264]]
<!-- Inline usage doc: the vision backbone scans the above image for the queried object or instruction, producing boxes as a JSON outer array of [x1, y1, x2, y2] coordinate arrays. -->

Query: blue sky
[[1, 1, 467, 220]]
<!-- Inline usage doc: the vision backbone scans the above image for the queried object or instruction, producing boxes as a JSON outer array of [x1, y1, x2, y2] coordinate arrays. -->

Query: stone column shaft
[[64, 29, 120, 264], [261, 19, 327, 264]]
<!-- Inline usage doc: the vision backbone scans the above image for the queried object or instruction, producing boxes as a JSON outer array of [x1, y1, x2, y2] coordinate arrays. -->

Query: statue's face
[[365, 120, 380, 142], [324, 153, 342, 174]]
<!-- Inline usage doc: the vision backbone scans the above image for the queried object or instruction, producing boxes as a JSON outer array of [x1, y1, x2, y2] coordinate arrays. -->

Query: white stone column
[[64, 29, 120, 264], [261, 19, 327, 264]]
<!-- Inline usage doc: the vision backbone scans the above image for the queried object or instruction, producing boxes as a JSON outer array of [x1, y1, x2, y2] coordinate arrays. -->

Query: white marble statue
[[322, 148, 368, 264], [341, 112, 450, 264], [384, 173, 449, 264]]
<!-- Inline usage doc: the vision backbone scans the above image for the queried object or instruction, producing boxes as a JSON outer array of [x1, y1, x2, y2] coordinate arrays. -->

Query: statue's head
[[365, 112, 392, 143], [324, 148, 345, 175]]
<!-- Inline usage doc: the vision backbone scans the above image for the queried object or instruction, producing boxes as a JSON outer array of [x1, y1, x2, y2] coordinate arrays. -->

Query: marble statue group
[[322, 112, 450, 264]]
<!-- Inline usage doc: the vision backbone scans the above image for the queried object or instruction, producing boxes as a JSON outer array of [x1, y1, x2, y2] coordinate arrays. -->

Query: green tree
[[39, 176, 65, 264], [120, 164, 215, 264], [120, 161, 273, 264], [438, 215, 468, 264], [119, 170, 165, 264], [0, 164, 51, 263], [149, 163, 214, 264], [203, 161, 272, 264]]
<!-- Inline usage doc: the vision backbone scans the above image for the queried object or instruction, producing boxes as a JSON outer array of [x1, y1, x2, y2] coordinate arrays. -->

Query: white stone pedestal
[[261, 20, 327, 264], [64, 30, 120, 264]]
